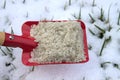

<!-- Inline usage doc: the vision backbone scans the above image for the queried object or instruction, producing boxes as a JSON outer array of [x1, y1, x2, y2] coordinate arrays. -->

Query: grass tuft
[[71, 7, 81, 20], [6, 47, 15, 60], [63, 0, 72, 11]]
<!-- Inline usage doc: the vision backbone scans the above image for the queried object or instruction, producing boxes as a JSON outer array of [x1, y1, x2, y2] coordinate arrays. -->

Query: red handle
[[3, 33, 38, 51]]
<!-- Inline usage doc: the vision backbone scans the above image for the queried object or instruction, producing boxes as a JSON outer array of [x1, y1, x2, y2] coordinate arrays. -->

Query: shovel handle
[[0, 32, 38, 51], [0, 32, 5, 45]]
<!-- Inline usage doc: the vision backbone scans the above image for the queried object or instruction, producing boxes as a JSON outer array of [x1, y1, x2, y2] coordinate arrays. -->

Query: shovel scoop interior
[[21, 20, 89, 66]]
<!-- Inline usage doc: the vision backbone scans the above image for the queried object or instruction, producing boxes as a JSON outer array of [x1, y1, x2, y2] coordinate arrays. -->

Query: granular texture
[[29, 21, 86, 63]]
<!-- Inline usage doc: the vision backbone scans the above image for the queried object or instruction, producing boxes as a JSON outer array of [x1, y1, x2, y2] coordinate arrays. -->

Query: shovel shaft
[[0, 32, 38, 51], [0, 32, 5, 45]]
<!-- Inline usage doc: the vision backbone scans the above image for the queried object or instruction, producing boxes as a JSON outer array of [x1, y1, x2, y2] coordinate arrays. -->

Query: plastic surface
[[3, 33, 37, 52], [21, 20, 89, 66]]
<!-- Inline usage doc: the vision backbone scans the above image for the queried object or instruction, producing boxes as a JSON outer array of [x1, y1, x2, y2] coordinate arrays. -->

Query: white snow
[[0, 0, 120, 80]]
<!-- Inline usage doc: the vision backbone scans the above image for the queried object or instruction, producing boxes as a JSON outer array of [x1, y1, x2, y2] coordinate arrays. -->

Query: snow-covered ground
[[0, 0, 120, 80]]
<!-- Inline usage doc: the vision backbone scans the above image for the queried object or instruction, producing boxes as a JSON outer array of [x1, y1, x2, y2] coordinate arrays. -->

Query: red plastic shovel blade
[[22, 21, 38, 38], [22, 21, 39, 66], [21, 20, 89, 66]]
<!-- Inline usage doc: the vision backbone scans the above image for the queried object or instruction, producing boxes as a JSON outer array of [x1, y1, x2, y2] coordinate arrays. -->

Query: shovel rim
[[21, 20, 89, 66]]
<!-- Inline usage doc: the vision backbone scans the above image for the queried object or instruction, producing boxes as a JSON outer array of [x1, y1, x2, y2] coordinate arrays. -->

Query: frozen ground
[[0, 0, 120, 80]]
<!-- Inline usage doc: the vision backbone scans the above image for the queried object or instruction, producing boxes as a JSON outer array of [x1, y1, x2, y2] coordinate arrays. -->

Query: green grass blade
[[6, 47, 12, 52], [71, 7, 81, 20], [106, 4, 112, 23], [117, 11, 120, 25], [94, 24, 105, 33], [88, 28, 95, 35], [78, 7, 81, 20], [108, 24, 112, 32], [100, 62, 111, 69], [3, 0, 6, 9], [99, 36, 111, 56], [99, 8, 105, 21], [22, 0, 26, 4], [99, 39, 106, 56], [92, 0, 96, 7], [63, 2, 68, 10], [0, 47, 7, 56], [69, 0, 71, 6], [11, 27, 14, 34], [83, 77, 85, 80], [89, 13, 95, 23]]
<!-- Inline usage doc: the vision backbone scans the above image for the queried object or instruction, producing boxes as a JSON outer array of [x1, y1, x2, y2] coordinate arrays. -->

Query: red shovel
[[0, 20, 89, 66]]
